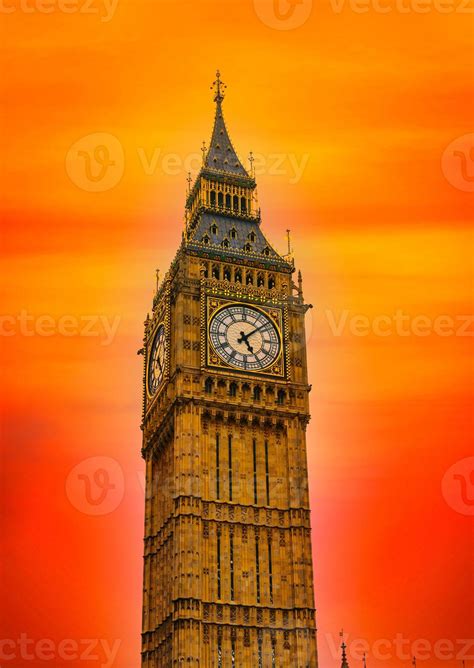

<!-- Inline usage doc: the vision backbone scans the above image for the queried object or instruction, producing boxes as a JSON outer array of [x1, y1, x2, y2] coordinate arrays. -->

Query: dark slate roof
[[188, 212, 282, 260], [205, 100, 249, 177]]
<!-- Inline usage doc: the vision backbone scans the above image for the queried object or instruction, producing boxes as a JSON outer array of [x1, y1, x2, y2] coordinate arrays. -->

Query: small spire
[[363, 652, 367, 668], [412, 658, 417, 668], [297, 270, 303, 300], [249, 151, 255, 178], [211, 69, 226, 103], [286, 229, 292, 256], [201, 141, 207, 166], [340, 629, 349, 668], [186, 171, 192, 195], [155, 269, 160, 295]]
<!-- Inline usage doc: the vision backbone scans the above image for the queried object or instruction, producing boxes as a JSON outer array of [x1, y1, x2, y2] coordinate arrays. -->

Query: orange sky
[[1, 0, 473, 666]]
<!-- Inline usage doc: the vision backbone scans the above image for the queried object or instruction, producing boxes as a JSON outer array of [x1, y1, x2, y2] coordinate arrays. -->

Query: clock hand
[[243, 322, 269, 339], [157, 356, 163, 373], [237, 330, 253, 353]]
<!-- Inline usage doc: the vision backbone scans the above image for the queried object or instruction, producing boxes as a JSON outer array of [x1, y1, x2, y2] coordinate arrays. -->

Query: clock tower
[[140, 72, 318, 667]]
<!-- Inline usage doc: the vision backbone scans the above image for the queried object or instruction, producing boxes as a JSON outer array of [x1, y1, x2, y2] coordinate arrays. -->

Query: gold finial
[[340, 629, 348, 666], [201, 141, 207, 165], [249, 151, 255, 178], [286, 229, 292, 255], [211, 69, 226, 103], [339, 629, 347, 646], [186, 171, 192, 195], [297, 270, 303, 299]]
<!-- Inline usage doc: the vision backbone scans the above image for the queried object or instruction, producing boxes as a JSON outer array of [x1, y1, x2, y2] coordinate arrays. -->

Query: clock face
[[147, 324, 166, 395], [209, 304, 281, 371]]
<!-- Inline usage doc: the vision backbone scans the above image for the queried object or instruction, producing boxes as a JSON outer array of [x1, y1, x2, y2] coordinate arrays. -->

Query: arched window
[[223, 266, 231, 281], [235, 269, 242, 283], [225, 194, 231, 209], [268, 274, 276, 289], [263, 247, 270, 257], [277, 389, 285, 405], [229, 382, 237, 398], [233, 195, 239, 211], [212, 264, 220, 279], [248, 231, 256, 242], [246, 271, 253, 285], [210, 190, 216, 207], [257, 272, 265, 287], [244, 243, 252, 252], [241, 197, 247, 213], [204, 378, 213, 394], [230, 228, 237, 239], [218, 192, 224, 208], [222, 239, 230, 249], [202, 235, 210, 245], [211, 223, 218, 235], [253, 386, 261, 401]]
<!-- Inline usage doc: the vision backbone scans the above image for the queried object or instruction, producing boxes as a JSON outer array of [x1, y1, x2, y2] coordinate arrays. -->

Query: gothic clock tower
[[140, 72, 318, 667]]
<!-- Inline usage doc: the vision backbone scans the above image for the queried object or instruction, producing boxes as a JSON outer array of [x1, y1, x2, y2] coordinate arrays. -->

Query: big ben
[[140, 72, 318, 667]]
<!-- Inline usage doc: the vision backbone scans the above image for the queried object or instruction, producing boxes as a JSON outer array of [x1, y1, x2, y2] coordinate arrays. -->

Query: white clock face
[[209, 304, 281, 371], [148, 324, 166, 395]]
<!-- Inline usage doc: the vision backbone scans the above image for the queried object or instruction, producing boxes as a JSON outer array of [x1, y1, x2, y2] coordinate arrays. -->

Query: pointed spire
[[249, 151, 255, 178], [201, 141, 207, 166], [205, 70, 249, 177], [340, 630, 350, 668], [297, 270, 303, 300]]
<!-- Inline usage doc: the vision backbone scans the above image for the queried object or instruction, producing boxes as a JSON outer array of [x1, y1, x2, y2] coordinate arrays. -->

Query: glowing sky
[[1, 0, 473, 665]]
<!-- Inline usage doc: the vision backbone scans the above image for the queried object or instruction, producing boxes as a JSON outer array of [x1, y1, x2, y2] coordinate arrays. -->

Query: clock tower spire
[[140, 74, 318, 667]]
